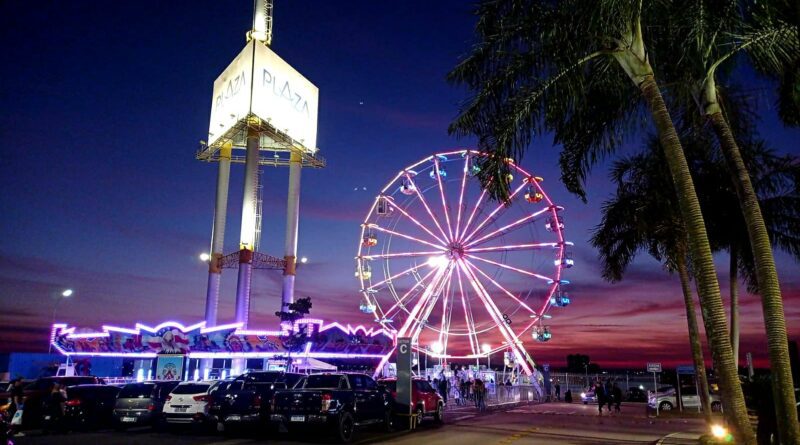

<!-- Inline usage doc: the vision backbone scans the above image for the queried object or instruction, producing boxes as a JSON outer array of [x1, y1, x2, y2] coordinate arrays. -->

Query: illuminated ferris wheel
[[355, 149, 573, 372]]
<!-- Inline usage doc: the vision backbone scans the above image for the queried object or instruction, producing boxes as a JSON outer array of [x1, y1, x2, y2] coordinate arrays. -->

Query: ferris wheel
[[355, 149, 573, 375]]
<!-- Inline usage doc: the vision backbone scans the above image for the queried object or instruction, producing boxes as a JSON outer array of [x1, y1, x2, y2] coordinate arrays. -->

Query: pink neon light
[[465, 207, 552, 248], [383, 266, 438, 319], [319, 322, 393, 338], [202, 322, 243, 333], [467, 242, 558, 253], [465, 254, 553, 282], [433, 157, 454, 241], [468, 260, 537, 314], [455, 266, 477, 355], [461, 181, 527, 245], [454, 154, 469, 241], [366, 262, 425, 291], [387, 199, 447, 246], [360, 250, 443, 260], [102, 325, 139, 335], [405, 173, 450, 242], [460, 188, 486, 243], [237, 329, 283, 336], [396, 266, 447, 338], [369, 224, 446, 251], [66, 332, 110, 339], [135, 321, 206, 333]]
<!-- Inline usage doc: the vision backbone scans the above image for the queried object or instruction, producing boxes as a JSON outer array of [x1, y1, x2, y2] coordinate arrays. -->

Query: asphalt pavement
[[11, 401, 707, 445]]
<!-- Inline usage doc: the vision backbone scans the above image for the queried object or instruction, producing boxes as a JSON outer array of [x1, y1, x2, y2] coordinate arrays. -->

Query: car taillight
[[147, 404, 156, 411], [252, 395, 262, 410], [321, 393, 333, 413], [65, 399, 81, 407], [193, 395, 212, 403]]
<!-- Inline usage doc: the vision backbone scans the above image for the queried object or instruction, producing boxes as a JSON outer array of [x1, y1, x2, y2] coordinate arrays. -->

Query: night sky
[[1, 1, 798, 369]]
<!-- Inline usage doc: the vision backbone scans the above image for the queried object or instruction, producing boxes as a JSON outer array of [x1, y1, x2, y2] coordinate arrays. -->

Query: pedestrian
[[8, 378, 24, 416], [43, 382, 66, 433], [437, 373, 449, 406], [613, 383, 622, 413], [595, 381, 607, 415], [564, 389, 572, 403], [474, 378, 486, 412], [555, 380, 561, 401]]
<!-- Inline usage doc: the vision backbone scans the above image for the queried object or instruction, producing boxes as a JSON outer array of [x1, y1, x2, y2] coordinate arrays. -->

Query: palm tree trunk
[[729, 246, 740, 368], [637, 76, 754, 444], [708, 110, 800, 444], [677, 251, 713, 424]]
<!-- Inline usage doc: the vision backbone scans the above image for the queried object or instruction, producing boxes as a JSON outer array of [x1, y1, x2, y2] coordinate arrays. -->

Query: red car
[[378, 378, 443, 424]]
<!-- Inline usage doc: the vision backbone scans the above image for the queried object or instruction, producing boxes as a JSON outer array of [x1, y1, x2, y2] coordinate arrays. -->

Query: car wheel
[[336, 411, 355, 443], [659, 401, 673, 412], [711, 402, 722, 412], [415, 406, 424, 426], [434, 403, 444, 423]]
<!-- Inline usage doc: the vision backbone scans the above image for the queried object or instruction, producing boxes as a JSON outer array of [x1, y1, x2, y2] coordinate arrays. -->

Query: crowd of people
[[552, 378, 624, 415], [428, 369, 519, 413]]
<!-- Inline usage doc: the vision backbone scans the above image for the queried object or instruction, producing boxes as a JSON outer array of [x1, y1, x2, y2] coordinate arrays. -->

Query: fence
[[447, 383, 541, 407], [547, 371, 662, 399]]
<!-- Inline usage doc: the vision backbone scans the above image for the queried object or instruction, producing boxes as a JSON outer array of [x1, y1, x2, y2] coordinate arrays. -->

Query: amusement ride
[[356, 150, 573, 377]]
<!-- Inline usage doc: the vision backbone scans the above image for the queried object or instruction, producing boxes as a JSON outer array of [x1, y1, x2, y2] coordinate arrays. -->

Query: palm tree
[[655, 2, 800, 438], [591, 145, 714, 424], [448, 1, 753, 440]]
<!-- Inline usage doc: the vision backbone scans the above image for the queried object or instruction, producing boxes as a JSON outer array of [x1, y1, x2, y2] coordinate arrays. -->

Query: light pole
[[50, 289, 73, 353], [482, 344, 491, 371]]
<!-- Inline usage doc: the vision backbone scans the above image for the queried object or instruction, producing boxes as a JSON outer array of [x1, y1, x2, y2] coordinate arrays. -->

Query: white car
[[162, 381, 218, 426], [647, 386, 721, 412]]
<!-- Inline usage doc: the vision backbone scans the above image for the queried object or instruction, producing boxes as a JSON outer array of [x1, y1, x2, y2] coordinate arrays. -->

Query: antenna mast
[[249, 0, 274, 46]]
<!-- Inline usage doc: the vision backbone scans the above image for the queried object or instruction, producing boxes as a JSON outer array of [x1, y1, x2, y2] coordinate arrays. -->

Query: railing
[[448, 384, 541, 407]]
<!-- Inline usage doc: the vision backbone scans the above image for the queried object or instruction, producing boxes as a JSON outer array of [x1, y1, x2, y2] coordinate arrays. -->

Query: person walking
[[43, 382, 66, 433], [474, 378, 486, 412], [612, 383, 622, 413], [555, 380, 561, 401], [437, 373, 449, 406], [595, 381, 607, 415]]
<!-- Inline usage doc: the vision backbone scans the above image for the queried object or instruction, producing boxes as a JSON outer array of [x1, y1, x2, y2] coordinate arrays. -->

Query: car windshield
[[171, 384, 211, 395], [119, 383, 155, 398], [303, 375, 342, 389], [380, 381, 396, 391]]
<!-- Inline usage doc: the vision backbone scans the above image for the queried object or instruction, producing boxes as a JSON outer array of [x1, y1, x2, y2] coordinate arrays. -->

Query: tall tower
[[198, 0, 324, 335]]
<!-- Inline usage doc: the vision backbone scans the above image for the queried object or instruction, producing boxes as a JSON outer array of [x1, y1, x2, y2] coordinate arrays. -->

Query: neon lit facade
[[50, 319, 394, 360]]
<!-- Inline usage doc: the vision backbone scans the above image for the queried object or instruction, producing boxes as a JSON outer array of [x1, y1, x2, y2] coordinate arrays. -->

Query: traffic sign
[[647, 362, 662, 373]]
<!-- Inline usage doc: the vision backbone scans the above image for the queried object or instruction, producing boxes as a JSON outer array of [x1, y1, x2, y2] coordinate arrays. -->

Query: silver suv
[[648, 386, 721, 412]]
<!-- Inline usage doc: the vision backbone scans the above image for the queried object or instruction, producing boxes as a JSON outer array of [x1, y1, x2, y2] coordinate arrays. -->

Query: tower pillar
[[280, 151, 302, 312], [234, 124, 261, 329]]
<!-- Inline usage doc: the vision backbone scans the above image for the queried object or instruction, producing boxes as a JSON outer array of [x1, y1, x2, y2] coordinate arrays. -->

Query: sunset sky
[[1, 1, 798, 369]]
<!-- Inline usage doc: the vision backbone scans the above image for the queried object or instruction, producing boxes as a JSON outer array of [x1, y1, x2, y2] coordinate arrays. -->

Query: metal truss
[[219, 250, 287, 270], [196, 114, 326, 169]]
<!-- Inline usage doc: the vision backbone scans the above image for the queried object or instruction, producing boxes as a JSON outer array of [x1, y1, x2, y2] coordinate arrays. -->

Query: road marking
[[496, 427, 539, 444]]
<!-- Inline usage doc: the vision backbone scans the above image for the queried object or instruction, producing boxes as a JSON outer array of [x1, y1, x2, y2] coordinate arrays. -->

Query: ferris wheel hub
[[446, 241, 466, 259]]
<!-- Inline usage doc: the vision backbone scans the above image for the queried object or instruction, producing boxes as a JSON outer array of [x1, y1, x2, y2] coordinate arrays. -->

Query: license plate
[[290, 415, 305, 422], [175, 408, 188, 413], [226, 415, 241, 422], [122, 417, 137, 423]]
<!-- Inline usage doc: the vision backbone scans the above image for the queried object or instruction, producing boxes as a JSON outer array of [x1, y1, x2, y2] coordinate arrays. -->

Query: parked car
[[647, 386, 721, 412], [626, 387, 647, 402], [210, 371, 303, 432], [18, 376, 105, 427], [580, 388, 596, 404], [270, 373, 394, 443], [378, 377, 443, 424], [57, 384, 120, 430], [162, 381, 219, 428], [113, 380, 180, 429]]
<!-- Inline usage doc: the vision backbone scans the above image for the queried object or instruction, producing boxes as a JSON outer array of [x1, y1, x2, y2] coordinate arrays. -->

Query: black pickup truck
[[209, 371, 303, 433], [270, 373, 394, 442]]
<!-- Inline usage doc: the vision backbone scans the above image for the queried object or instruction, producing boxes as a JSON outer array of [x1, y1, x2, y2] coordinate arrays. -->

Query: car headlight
[[580, 392, 586, 398]]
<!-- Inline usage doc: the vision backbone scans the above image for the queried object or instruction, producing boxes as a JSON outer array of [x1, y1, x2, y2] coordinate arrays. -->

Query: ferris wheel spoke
[[367, 262, 427, 291], [412, 266, 451, 343], [465, 206, 552, 248], [367, 224, 447, 251], [383, 266, 439, 319], [453, 154, 470, 242], [461, 181, 528, 245], [455, 265, 479, 355], [436, 266, 455, 352], [459, 189, 486, 244], [465, 259, 537, 315], [396, 265, 449, 339], [458, 260, 527, 365], [405, 173, 451, 242], [360, 250, 443, 260], [467, 242, 560, 254], [387, 199, 448, 246], [465, 253, 554, 282], [433, 158, 455, 241]]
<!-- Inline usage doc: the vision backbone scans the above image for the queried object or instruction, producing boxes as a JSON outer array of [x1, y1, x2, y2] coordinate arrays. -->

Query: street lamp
[[199, 253, 210, 262], [482, 344, 491, 370], [50, 289, 74, 353], [300, 256, 308, 264]]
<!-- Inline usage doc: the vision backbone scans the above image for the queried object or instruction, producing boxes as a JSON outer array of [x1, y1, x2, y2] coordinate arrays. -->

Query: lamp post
[[482, 344, 491, 371], [50, 289, 73, 353]]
